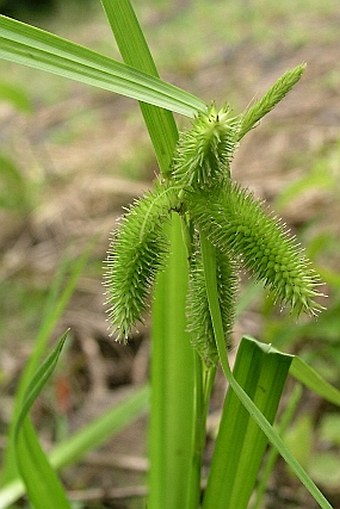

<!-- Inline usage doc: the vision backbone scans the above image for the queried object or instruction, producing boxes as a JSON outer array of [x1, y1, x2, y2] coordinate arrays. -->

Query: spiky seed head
[[104, 184, 179, 341], [171, 103, 240, 191], [188, 182, 324, 317]]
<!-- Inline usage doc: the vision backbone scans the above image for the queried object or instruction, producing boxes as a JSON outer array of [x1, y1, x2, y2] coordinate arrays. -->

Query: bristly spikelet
[[187, 237, 238, 366], [171, 103, 240, 190], [238, 63, 306, 140], [189, 182, 324, 316], [104, 183, 179, 341]]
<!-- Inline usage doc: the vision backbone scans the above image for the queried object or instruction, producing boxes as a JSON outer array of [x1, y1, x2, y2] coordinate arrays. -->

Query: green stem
[[199, 231, 333, 509], [186, 356, 216, 509], [252, 384, 303, 509], [150, 214, 195, 509]]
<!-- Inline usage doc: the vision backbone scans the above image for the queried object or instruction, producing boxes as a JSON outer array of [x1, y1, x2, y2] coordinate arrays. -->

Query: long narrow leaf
[[16, 420, 71, 509], [150, 215, 195, 509], [200, 233, 333, 509], [1, 242, 93, 484], [203, 336, 292, 509], [14, 334, 68, 440], [0, 15, 205, 117], [290, 356, 340, 407], [14, 334, 71, 509], [0, 386, 149, 509], [101, 0, 178, 173], [252, 384, 303, 509]]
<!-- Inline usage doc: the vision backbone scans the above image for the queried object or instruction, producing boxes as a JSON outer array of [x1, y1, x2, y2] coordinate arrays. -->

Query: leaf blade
[[14, 334, 71, 509], [101, 0, 180, 173], [203, 336, 292, 509], [0, 386, 149, 509], [290, 356, 340, 407], [0, 15, 205, 117]]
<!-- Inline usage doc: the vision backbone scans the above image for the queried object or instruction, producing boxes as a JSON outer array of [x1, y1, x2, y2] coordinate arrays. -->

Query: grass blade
[[252, 384, 303, 509], [149, 214, 196, 509], [1, 243, 92, 484], [15, 420, 71, 509], [200, 233, 333, 509], [101, 0, 179, 174], [290, 356, 340, 407], [0, 386, 149, 509], [0, 15, 205, 118], [14, 334, 67, 440], [14, 334, 71, 509], [203, 336, 292, 509]]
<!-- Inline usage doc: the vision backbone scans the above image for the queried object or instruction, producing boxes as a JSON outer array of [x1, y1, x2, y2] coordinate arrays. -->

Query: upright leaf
[[203, 336, 292, 509], [2, 243, 92, 484], [14, 334, 71, 509], [101, 0, 179, 173]]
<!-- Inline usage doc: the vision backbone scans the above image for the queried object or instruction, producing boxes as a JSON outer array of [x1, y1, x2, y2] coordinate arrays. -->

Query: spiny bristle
[[171, 103, 240, 190], [188, 182, 324, 317], [104, 183, 179, 341]]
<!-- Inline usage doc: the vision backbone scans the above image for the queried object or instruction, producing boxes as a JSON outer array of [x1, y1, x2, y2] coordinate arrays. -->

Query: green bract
[[187, 240, 238, 366]]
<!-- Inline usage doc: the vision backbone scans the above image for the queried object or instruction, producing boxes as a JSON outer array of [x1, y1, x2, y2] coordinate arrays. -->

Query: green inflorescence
[[188, 183, 324, 317], [238, 63, 307, 140], [105, 63, 325, 364], [104, 183, 180, 341], [172, 103, 240, 190]]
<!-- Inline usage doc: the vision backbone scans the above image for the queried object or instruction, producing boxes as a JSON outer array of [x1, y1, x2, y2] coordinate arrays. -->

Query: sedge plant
[[1, 2, 339, 509]]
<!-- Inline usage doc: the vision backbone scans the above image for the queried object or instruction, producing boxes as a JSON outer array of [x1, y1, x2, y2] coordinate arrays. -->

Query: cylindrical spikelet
[[238, 63, 306, 140], [188, 182, 324, 316], [171, 103, 240, 191], [104, 183, 179, 341], [187, 236, 238, 366]]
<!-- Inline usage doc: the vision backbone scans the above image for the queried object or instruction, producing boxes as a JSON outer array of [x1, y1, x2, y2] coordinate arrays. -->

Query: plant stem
[[252, 384, 303, 509], [186, 355, 216, 509]]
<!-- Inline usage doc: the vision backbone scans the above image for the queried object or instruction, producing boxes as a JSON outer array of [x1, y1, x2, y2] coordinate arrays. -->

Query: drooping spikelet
[[104, 183, 179, 341], [187, 237, 238, 366], [171, 103, 240, 190], [188, 182, 324, 316]]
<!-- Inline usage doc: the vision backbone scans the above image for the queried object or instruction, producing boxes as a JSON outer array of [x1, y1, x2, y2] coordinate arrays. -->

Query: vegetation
[[0, 1, 339, 508]]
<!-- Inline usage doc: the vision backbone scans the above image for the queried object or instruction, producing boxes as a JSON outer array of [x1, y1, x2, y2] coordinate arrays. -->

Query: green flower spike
[[105, 62, 323, 348], [104, 183, 179, 341], [189, 182, 324, 317], [238, 63, 307, 140], [171, 103, 240, 190]]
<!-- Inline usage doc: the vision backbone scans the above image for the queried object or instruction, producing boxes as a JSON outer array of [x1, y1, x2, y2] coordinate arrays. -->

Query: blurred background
[[0, 1, 339, 508]]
